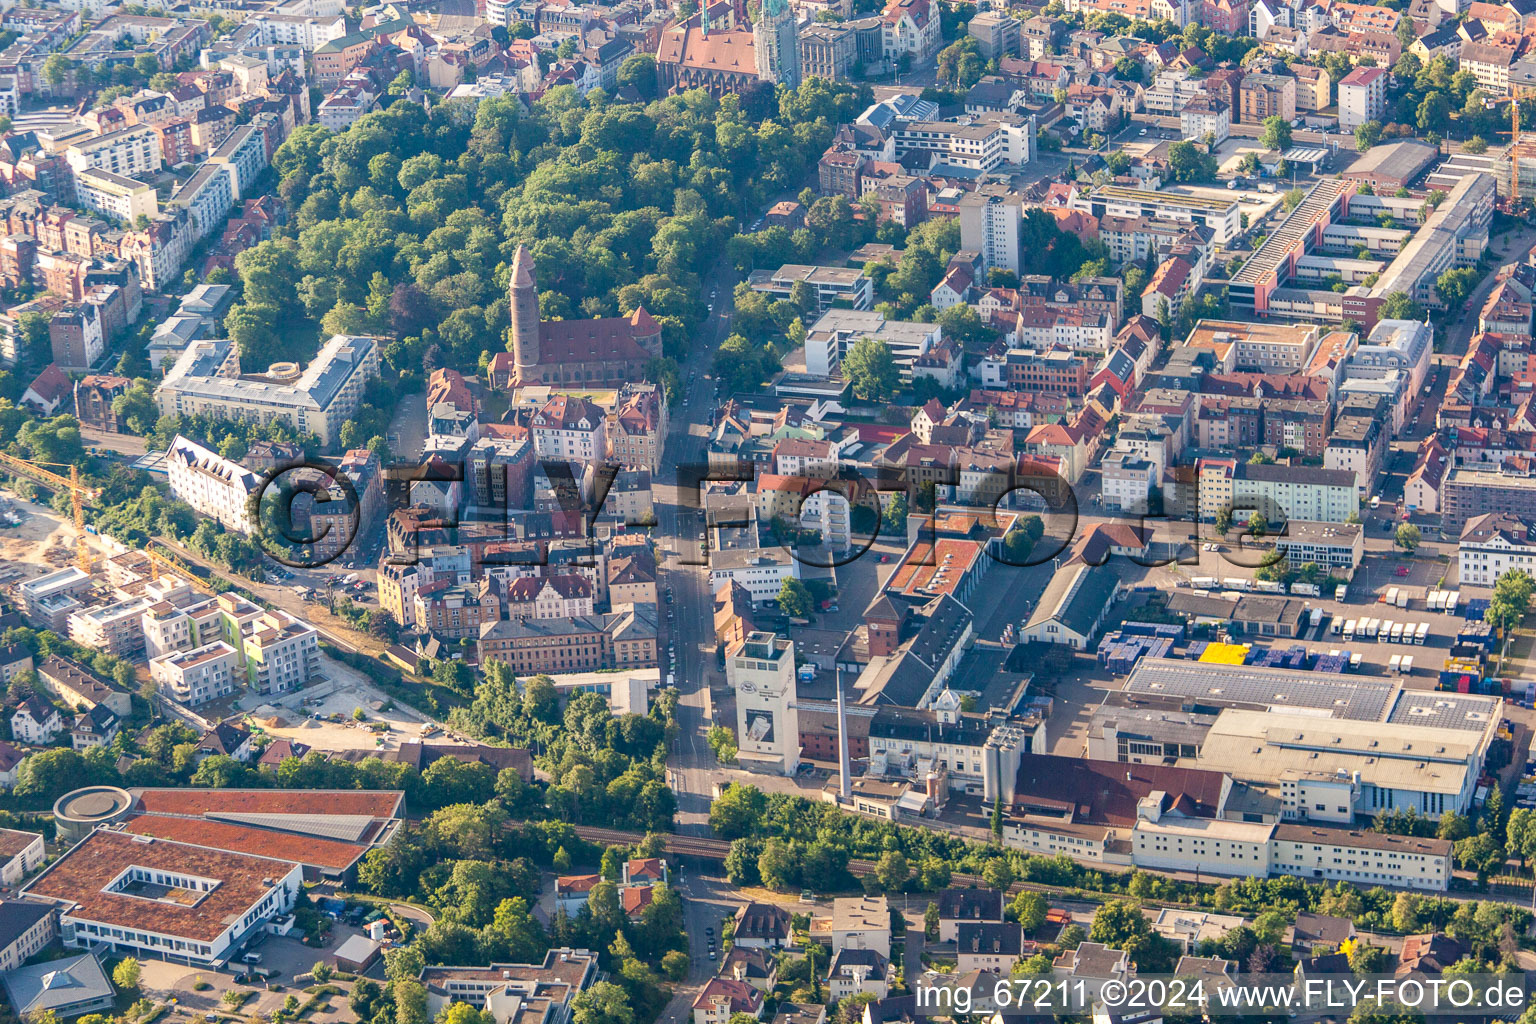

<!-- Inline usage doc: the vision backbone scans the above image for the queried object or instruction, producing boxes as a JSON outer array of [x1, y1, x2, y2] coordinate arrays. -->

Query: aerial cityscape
[[0, 0, 1534, 1021]]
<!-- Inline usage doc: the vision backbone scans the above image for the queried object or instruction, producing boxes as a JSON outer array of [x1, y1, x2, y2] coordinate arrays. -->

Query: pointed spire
[[511, 244, 536, 289]]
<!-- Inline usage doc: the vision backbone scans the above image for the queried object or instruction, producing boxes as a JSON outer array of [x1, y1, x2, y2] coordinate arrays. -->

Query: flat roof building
[[21, 829, 304, 967]]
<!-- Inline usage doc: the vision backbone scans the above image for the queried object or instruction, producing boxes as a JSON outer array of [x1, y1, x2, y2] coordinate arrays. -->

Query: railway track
[[528, 822, 1057, 902]]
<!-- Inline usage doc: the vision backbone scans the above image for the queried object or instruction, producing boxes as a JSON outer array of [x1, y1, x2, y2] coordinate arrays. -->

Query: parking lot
[[137, 929, 370, 1024]]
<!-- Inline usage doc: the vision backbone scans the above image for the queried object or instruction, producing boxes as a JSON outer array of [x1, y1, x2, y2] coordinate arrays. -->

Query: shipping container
[[1343, 619, 1356, 640], [1415, 622, 1429, 644], [1446, 591, 1460, 613], [1336, 584, 1348, 601], [1386, 588, 1400, 607], [1389, 654, 1402, 674], [1331, 617, 1343, 635], [1401, 656, 1413, 675], [1391, 622, 1405, 643], [1427, 590, 1444, 611], [1397, 591, 1409, 608], [1309, 608, 1324, 627], [1349, 651, 1362, 670]]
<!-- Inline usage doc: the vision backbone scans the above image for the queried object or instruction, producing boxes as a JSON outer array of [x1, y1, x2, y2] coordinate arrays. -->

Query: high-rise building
[[958, 185, 1021, 274], [754, 0, 800, 88], [729, 632, 800, 775]]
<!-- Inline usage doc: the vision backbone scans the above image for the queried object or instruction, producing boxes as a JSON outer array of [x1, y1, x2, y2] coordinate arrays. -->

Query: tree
[[1090, 902, 1157, 963], [1487, 569, 1534, 635], [616, 54, 658, 100], [312, 961, 334, 984], [706, 725, 738, 764], [1011, 891, 1048, 933], [1283, 188, 1305, 211], [1355, 120, 1383, 151], [1417, 91, 1451, 135], [842, 337, 899, 403], [113, 958, 142, 991], [935, 37, 987, 89], [571, 982, 633, 1024], [710, 783, 768, 839], [1463, 136, 1488, 154], [758, 838, 796, 890], [924, 901, 940, 938], [776, 577, 813, 618], [1379, 291, 1424, 321], [661, 950, 689, 980], [882, 492, 908, 534], [1260, 115, 1292, 151], [1435, 267, 1477, 310], [1395, 523, 1421, 552], [874, 850, 909, 891], [42, 53, 69, 88], [1247, 510, 1268, 538]]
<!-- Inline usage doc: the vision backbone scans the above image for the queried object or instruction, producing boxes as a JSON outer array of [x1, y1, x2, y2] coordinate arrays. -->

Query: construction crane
[[0, 453, 99, 570], [144, 543, 217, 594], [1513, 100, 1521, 205]]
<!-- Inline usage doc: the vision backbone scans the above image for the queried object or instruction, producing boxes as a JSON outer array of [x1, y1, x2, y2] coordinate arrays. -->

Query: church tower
[[509, 244, 541, 380], [754, 0, 799, 89]]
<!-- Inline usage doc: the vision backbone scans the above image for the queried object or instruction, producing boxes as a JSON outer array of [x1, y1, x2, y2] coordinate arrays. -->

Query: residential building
[[956, 923, 1023, 973], [417, 949, 598, 1024], [1238, 72, 1296, 123], [150, 641, 240, 706], [968, 11, 1021, 59], [166, 434, 258, 534], [1458, 512, 1536, 585], [748, 264, 873, 312], [1442, 466, 1536, 531], [0, 900, 57, 972], [882, 0, 941, 59], [1193, 460, 1359, 523], [1338, 66, 1387, 130], [156, 334, 381, 449], [805, 309, 942, 379], [936, 889, 1004, 943], [1, 951, 113, 1018], [240, 611, 320, 695], [959, 186, 1021, 274], [827, 895, 891, 956], [10, 697, 60, 745]]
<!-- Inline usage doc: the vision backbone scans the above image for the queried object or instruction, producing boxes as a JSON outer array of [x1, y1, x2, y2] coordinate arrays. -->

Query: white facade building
[[166, 434, 259, 534], [728, 632, 800, 775], [150, 641, 240, 706]]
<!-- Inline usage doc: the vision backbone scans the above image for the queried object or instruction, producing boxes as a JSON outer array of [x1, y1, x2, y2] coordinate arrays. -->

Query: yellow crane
[[1513, 100, 1521, 204], [144, 543, 217, 594], [0, 452, 100, 570]]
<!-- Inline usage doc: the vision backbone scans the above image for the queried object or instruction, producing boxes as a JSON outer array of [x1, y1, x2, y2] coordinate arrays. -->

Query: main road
[[653, 270, 739, 841]]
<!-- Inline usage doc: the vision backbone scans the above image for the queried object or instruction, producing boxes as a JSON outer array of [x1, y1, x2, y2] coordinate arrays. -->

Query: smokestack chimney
[[837, 667, 851, 801]]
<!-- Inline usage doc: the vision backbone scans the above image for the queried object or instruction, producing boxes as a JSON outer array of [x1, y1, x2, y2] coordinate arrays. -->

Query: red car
[[1395, 566, 1410, 577]]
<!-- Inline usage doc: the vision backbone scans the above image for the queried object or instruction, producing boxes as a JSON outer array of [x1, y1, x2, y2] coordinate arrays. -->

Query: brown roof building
[[656, 25, 761, 97], [507, 246, 661, 387]]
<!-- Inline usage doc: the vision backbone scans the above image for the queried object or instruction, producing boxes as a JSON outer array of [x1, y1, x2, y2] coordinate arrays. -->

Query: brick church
[[503, 244, 661, 387]]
